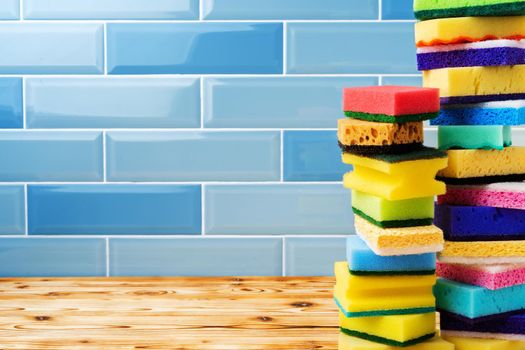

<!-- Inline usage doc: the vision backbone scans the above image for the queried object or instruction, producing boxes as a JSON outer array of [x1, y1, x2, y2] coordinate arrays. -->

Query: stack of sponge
[[414, 0, 525, 348], [335, 86, 454, 349]]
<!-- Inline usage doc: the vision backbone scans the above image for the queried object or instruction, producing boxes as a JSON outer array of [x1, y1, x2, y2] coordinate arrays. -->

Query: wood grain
[[0, 277, 338, 350]]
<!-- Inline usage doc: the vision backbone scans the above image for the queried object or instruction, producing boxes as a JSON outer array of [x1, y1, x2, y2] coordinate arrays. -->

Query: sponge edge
[[339, 333, 454, 350], [443, 335, 525, 350], [441, 311, 525, 340], [438, 125, 512, 150], [432, 100, 525, 126], [438, 182, 525, 210], [437, 262, 525, 290], [414, 0, 525, 20], [337, 118, 424, 147], [440, 241, 525, 261]]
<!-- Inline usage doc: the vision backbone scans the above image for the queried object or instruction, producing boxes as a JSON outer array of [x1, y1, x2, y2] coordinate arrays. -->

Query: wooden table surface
[[0, 277, 338, 350]]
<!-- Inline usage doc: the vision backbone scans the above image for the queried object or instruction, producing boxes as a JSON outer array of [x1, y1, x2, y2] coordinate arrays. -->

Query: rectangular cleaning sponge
[[438, 182, 525, 210], [439, 240, 525, 265], [438, 125, 512, 151], [437, 262, 525, 290], [432, 100, 525, 126], [340, 333, 455, 350], [414, 0, 525, 20], [443, 336, 525, 350]]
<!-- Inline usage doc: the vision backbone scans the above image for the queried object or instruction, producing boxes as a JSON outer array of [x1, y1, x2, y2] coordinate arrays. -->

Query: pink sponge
[[437, 262, 525, 290], [438, 182, 525, 210]]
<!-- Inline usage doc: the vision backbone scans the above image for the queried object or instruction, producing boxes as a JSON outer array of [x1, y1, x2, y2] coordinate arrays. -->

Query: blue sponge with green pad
[[438, 125, 512, 150], [435, 278, 525, 321], [347, 236, 436, 276], [431, 101, 525, 126]]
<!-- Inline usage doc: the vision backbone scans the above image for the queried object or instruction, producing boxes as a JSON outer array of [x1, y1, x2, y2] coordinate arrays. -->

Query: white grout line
[[280, 130, 284, 182], [23, 184, 28, 236], [21, 77, 26, 128], [378, 0, 382, 20], [281, 237, 286, 277], [0, 234, 351, 239], [201, 184, 206, 235], [200, 77, 204, 128], [102, 131, 107, 182], [0, 127, 336, 132], [19, 0, 23, 20], [0, 73, 422, 78], [378, 75, 383, 86], [1, 19, 416, 24], [199, 0, 203, 20], [6, 181, 343, 185], [282, 21, 287, 75], [103, 23, 108, 75], [105, 237, 110, 277]]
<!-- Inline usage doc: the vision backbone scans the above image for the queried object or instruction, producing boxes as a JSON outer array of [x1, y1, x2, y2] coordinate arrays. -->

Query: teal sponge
[[414, 0, 525, 20], [438, 126, 512, 150]]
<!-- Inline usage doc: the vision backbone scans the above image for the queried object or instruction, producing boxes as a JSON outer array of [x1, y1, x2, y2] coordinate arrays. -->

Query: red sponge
[[343, 86, 440, 123]]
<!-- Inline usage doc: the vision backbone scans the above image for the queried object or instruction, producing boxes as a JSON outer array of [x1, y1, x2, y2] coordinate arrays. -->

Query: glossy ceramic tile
[[205, 184, 354, 235], [24, 0, 198, 19], [0, 0, 18, 19], [424, 128, 438, 148], [202, 0, 377, 20], [0, 186, 25, 235], [203, 77, 377, 128], [107, 131, 280, 181], [284, 131, 351, 182], [0, 238, 106, 277], [28, 185, 201, 235], [513, 128, 525, 146], [0, 23, 103, 74], [382, 0, 415, 19], [109, 238, 282, 276], [382, 76, 422, 86], [0, 131, 102, 181], [287, 22, 417, 74], [285, 237, 346, 276], [0, 78, 22, 128], [26, 78, 200, 128], [107, 23, 283, 74]]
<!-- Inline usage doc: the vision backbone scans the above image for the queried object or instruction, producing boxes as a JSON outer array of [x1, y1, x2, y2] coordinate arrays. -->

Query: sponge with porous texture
[[432, 100, 525, 125], [340, 333, 455, 350], [343, 86, 440, 123], [438, 182, 525, 210], [437, 262, 525, 290], [347, 235, 436, 275], [434, 204, 525, 241], [443, 335, 525, 350], [441, 311, 525, 341], [438, 125, 512, 150], [414, 0, 525, 20], [439, 240, 525, 264]]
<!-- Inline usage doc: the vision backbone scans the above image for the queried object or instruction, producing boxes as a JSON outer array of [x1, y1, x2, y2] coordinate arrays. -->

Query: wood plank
[[0, 277, 339, 350]]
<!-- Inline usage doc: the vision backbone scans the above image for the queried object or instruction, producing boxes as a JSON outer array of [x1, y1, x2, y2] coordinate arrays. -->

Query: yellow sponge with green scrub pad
[[423, 65, 525, 105], [443, 336, 525, 350], [437, 147, 525, 184], [334, 262, 436, 317], [342, 147, 448, 201], [354, 216, 444, 256], [339, 312, 436, 347], [438, 126, 512, 150], [414, 0, 525, 20], [339, 333, 454, 350], [439, 240, 525, 265]]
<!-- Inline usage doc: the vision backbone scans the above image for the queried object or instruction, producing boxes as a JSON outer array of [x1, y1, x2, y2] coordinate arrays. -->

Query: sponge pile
[[414, 0, 525, 347], [336, 86, 454, 349]]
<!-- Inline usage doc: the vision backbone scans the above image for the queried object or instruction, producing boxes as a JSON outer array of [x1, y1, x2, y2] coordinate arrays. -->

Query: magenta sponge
[[438, 183, 525, 210], [437, 262, 525, 290]]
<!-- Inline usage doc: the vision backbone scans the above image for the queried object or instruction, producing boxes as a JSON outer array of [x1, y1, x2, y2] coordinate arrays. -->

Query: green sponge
[[340, 328, 435, 348], [345, 111, 438, 124], [360, 146, 447, 163], [438, 126, 512, 150], [414, 0, 525, 20]]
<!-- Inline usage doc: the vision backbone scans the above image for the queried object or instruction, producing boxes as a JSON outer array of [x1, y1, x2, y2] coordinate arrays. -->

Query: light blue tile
[[513, 128, 525, 146], [205, 184, 354, 235], [107, 131, 280, 182], [203, 77, 377, 128], [287, 23, 417, 74], [26, 78, 200, 128], [0, 131, 102, 181], [28, 185, 201, 235], [0, 0, 19, 19], [0, 238, 106, 277], [382, 0, 415, 19], [285, 237, 346, 276], [24, 0, 198, 19], [107, 23, 283, 74], [284, 131, 351, 182], [382, 76, 422, 86], [0, 23, 103, 74], [424, 128, 437, 148], [0, 186, 25, 235], [0, 78, 22, 128], [202, 0, 377, 20], [110, 238, 282, 276]]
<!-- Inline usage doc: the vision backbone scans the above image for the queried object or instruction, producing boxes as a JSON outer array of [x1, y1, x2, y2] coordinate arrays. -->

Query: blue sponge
[[431, 101, 525, 126], [346, 236, 436, 275], [435, 204, 525, 241], [435, 278, 525, 320]]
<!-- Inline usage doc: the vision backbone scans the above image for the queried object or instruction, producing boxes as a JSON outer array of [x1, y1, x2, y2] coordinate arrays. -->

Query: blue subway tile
[[0, 23, 103, 74], [107, 131, 280, 182], [285, 237, 346, 276], [24, 0, 198, 19], [424, 128, 437, 148], [0, 186, 25, 235], [0, 238, 106, 277], [287, 23, 417, 74], [0, 131, 102, 181], [203, 77, 377, 128], [0, 0, 19, 19], [382, 0, 415, 19], [110, 238, 282, 276], [202, 0, 377, 20], [0, 78, 22, 128], [284, 131, 350, 182], [107, 23, 283, 74], [382, 76, 422, 86], [513, 129, 525, 146], [28, 185, 201, 235], [205, 184, 354, 235], [26, 78, 200, 128]]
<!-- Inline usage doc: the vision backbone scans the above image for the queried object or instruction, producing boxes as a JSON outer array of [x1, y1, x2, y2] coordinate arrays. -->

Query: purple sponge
[[434, 204, 525, 241], [417, 47, 525, 70], [441, 93, 525, 105], [441, 310, 525, 340]]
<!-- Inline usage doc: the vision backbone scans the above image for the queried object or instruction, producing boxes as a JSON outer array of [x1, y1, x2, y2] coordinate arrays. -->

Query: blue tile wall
[[4, 0, 523, 278]]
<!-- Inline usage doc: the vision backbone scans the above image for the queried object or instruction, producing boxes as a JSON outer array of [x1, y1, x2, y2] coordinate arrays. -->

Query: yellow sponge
[[439, 241, 525, 265], [415, 16, 525, 47], [443, 336, 525, 350], [337, 118, 424, 146], [339, 333, 454, 350], [354, 215, 444, 256], [334, 261, 436, 317], [423, 66, 525, 99], [438, 147, 525, 181], [342, 153, 448, 200], [339, 312, 436, 346]]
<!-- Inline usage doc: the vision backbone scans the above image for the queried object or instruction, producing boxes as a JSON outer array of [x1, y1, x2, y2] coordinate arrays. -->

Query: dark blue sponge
[[441, 310, 525, 335]]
